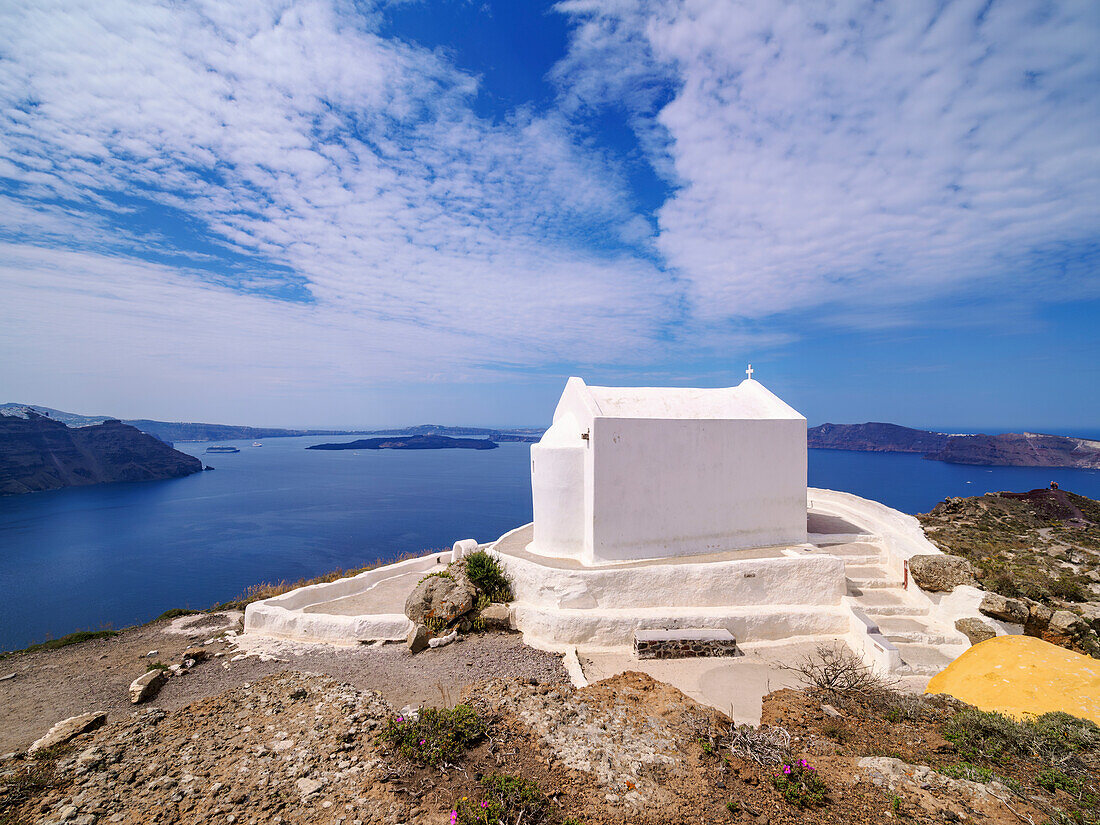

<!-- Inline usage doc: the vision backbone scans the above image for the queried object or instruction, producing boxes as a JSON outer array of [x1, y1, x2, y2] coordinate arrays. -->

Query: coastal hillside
[[810, 422, 1100, 469], [919, 488, 1100, 654], [0, 412, 203, 496]]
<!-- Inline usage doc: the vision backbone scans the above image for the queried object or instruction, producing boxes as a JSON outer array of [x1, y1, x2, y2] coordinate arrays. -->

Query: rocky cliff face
[[926, 432, 1100, 469], [810, 423, 1100, 469], [0, 412, 203, 496], [809, 422, 950, 453]]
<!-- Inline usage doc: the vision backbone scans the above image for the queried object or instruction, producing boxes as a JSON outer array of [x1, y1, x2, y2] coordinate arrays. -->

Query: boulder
[[129, 668, 167, 704], [404, 573, 476, 626], [1028, 602, 1054, 626], [407, 623, 429, 654], [480, 603, 511, 631], [28, 711, 107, 754], [182, 647, 207, 663], [979, 592, 1029, 625], [1048, 610, 1086, 637], [907, 554, 979, 592], [955, 617, 996, 646]]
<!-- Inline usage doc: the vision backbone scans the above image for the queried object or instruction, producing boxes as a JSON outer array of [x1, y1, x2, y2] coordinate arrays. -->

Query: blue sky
[[0, 0, 1097, 432]]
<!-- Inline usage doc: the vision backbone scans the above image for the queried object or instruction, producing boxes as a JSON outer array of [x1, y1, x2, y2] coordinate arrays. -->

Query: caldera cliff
[[0, 412, 203, 496]]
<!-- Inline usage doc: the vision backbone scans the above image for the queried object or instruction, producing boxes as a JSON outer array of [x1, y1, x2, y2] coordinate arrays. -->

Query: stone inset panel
[[634, 628, 743, 660]]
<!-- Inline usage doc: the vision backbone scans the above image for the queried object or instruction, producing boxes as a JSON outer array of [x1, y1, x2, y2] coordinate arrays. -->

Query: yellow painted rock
[[925, 634, 1100, 724]]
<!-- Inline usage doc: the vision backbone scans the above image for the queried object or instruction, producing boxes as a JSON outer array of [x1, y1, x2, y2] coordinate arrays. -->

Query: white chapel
[[528, 368, 808, 564]]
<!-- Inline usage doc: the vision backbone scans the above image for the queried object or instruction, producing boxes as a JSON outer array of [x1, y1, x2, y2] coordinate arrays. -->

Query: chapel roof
[[573, 377, 804, 421]]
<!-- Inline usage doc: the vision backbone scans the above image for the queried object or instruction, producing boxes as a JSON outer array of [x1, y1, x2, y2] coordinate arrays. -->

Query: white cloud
[[0, 0, 1097, 421], [0, 0, 676, 392], [554, 0, 1100, 320]]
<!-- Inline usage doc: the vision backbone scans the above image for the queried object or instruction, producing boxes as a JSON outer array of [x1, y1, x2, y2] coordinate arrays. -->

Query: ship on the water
[[205, 445, 240, 453]]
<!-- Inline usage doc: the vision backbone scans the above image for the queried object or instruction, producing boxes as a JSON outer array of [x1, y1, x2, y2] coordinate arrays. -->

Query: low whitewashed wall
[[243, 551, 449, 642], [513, 604, 851, 650], [499, 549, 846, 610]]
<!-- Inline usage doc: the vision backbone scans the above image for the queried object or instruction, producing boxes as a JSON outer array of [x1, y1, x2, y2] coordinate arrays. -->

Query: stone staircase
[[831, 542, 968, 679]]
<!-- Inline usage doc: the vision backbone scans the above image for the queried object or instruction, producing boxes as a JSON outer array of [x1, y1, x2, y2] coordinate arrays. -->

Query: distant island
[[0, 411, 203, 496], [0, 404, 543, 444], [809, 422, 1100, 469], [307, 435, 499, 451]]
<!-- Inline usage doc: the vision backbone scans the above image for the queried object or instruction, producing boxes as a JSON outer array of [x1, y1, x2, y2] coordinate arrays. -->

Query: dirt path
[[0, 613, 566, 753]]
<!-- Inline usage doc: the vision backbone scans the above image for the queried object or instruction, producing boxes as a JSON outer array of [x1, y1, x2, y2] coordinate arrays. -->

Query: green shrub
[[379, 704, 486, 767], [455, 774, 551, 825], [1, 629, 119, 659], [1037, 768, 1079, 793], [943, 708, 1100, 764], [464, 551, 513, 602], [771, 760, 827, 808], [941, 762, 994, 783]]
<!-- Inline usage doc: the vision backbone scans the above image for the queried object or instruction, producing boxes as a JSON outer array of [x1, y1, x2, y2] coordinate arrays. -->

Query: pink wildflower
[[480, 800, 488, 809], [783, 765, 791, 774], [450, 810, 458, 825]]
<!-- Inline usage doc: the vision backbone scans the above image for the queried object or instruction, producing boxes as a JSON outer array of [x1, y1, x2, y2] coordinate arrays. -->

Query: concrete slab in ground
[[579, 639, 833, 726]]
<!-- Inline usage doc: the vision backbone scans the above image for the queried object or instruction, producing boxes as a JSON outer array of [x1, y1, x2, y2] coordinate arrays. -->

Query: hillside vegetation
[[919, 488, 1100, 639]]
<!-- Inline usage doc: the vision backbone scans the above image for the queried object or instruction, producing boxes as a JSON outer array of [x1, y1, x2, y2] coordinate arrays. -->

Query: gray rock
[[129, 668, 167, 704], [821, 704, 842, 718], [908, 554, 979, 592], [1048, 610, 1085, 637], [479, 603, 511, 631], [296, 777, 323, 797], [955, 617, 996, 645], [1029, 602, 1054, 626], [28, 711, 107, 754], [979, 592, 1029, 625], [406, 623, 428, 654], [404, 573, 475, 625]]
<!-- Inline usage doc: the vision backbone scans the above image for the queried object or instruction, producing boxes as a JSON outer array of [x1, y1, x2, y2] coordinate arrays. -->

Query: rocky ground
[[0, 613, 566, 756], [3, 659, 1098, 825]]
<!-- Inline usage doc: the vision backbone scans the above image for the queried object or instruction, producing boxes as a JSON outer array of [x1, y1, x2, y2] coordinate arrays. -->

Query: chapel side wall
[[530, 438, 586, 558], [587, 417, 807, 562]]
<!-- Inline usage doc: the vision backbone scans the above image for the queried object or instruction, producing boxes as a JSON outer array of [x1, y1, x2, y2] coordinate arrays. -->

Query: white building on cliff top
[[529, 370, 807, 564]]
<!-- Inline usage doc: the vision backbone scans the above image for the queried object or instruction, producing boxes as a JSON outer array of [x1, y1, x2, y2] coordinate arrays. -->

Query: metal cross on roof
[[746, 363, 754, 380]]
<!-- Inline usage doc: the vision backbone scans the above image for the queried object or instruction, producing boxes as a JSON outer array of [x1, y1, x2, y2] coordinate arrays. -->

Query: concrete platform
[[243, 488, 978, 687], [580, 639, 824, 725]]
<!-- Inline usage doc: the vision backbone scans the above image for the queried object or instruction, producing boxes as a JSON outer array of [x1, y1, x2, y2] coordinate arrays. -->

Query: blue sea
[[1, 436, 1099, 652]]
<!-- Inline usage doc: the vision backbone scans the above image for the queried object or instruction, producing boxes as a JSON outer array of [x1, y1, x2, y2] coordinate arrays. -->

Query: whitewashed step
[[845, 565, 899, 589], [856, 590, 929, 616], [873, 616, 956, 645], [894, 642, 958, 676]]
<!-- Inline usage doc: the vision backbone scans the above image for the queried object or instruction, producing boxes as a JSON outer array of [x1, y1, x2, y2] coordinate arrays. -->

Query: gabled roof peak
[[564, 377, 804, 421]]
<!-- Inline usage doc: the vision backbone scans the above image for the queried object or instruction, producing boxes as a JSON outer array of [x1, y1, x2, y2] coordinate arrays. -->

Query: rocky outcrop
[[404, 573, 476, 626], [978, 593, 1029, 625], [129, 669, 167, 704], [0, 412, 202, 496], [27, 712, 107, 754], [908, 554, 979, 592], [954, 617, 996, 645]]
